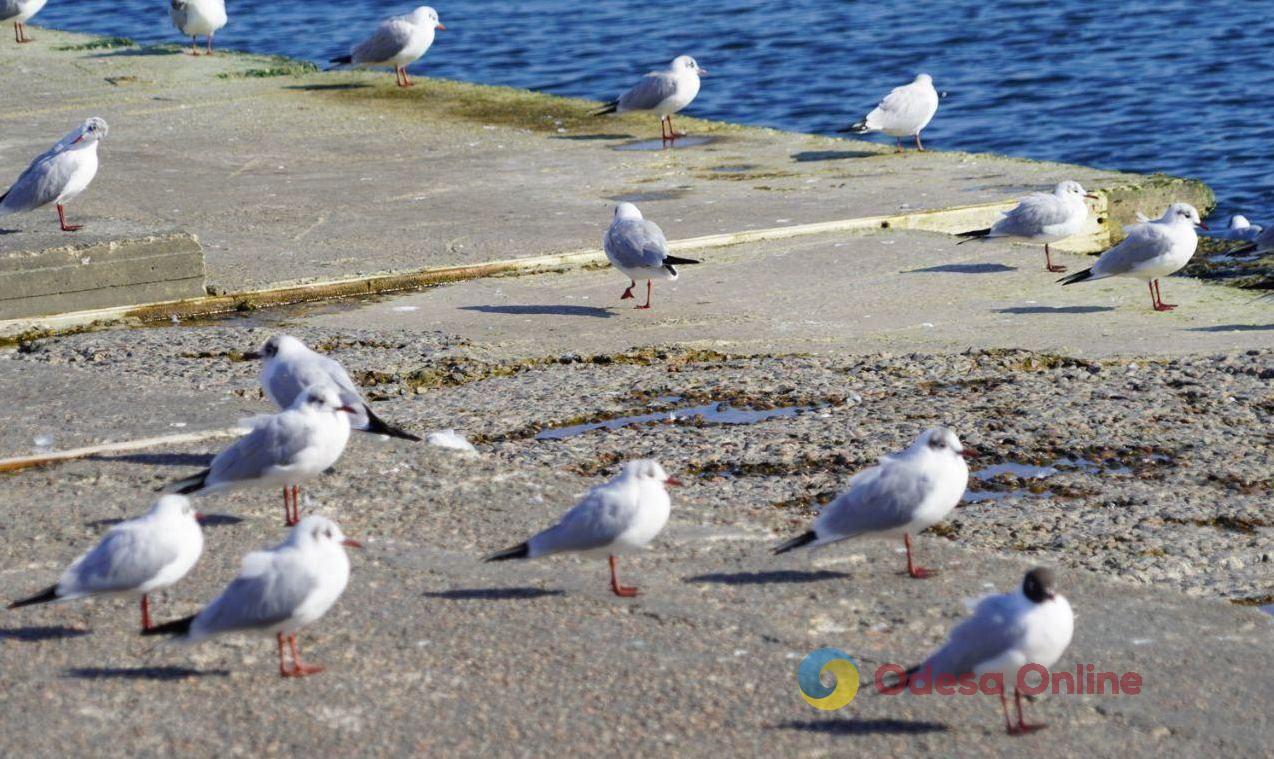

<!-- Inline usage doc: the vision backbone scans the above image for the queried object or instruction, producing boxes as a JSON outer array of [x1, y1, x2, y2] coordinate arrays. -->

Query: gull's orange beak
[[342, 538, 363, 549], [959, 448, 977, 459], [338, 405, 358, 415], [436, 22, 446, 30], [665, 477, 684, 487], [1084, 193, 1099, 200], [1197, 222, 1210, 230], [194, 512, 207, 524]]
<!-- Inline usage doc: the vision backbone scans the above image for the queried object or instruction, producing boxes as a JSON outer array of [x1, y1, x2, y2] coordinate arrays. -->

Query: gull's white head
[[408, 6, 444, 30], [293, 383, 356, 416], [613, 202, 643, 221], [914, 73, 934, 86], [671, 55, 707, 77], [66, 117, 108, 149], [1054, 180, 1095, 200], [292, 515, 363, 550], [621, 459, 683, 487], [1229, 215, 1251, 229], [1161, 203, 1205, 229], [910, 426, 969, 461], [251, 333, 307, 361], [149, 494, 202, 523]]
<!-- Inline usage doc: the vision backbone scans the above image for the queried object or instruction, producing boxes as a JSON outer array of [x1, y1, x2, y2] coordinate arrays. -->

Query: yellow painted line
[[0, 427, 247, 475]]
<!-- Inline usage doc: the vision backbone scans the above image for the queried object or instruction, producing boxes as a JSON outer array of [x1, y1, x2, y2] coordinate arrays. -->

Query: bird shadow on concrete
[[553, 134, 632, 141], [86, 452, 214, 467], [791, 150, 875, 162], [85, 513, 242, 528], [774, 718, 948, 735], [65, 667, 229, 681], [89, 46, 184, 59], [683, 570, 852, 585], [0, 626, 91, 642], [1184, 323, 1274, 332], [0, 228, 19, 235], [285, 83, 371, 92], [905, 263, 1016, 274], [613, 136, 720, 151], [423, 587, 564, 601], [994, 305, 1114, 314], [459, 304, 614, 319]]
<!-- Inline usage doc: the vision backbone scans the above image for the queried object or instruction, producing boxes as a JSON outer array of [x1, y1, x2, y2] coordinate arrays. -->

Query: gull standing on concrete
[[842, 74, 939, 152], [1, 0, 46, 43], [329, 6, 444, 88], [897, 568, 1074, 735], [774, 428, 970, 578], [485, 460, 679, 597], [603, 202, 700, 310], [0, 117, 107, 232], [246, 334, 421, 442], [167, 385, 356, 526], [593, 55, 708, 142], [169, 0, 227, 56], [1058, 203, 1206, 311], [144, 516, 360, 678], [8, 496, 204, 632], [957, 181, 1099, 272]]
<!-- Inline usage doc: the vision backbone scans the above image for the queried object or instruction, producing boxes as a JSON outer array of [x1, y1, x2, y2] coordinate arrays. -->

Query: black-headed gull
[[144, 515, 360, 678], [1, 0, 45, 43], [170, 0, 226, 55], [330, 6, 444, 88], [594, 55, 708, 142], [485, 460, 679, 597], [167, 385, 356, 526], [245, 334, 421, 442], [8, 495, 204, 631], [1059, 202, 1206, 311], [897, 568, 1074, 735], [0, 117, 107, 232], [842, 74, 939, 152], [603, 202, 700, 310], [774, 428, 970, 579], [957, 181, 1099, 272], [1229, 222, 1274, 255]]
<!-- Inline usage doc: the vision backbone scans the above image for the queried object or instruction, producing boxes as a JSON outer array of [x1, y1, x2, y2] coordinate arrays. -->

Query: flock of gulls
[[0, 2, 1255, 737]]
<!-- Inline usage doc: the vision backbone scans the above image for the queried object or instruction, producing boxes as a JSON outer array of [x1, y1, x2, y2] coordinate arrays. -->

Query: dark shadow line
[[423, 587, 563, 601], [994, 306, 1115, 314], [458, 304, 614, 319], [905, 263, 1017, 274], [0, 626, 91, 641], [683, 570, 852, 585], [1184, 323, 1274, 332], [774, 718, 949, 735], [86, 452, 215, 467], [64, 666, 229, 681], [791, 150, 875, 162]]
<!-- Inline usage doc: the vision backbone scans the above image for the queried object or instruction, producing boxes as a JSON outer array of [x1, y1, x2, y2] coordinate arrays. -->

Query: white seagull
[[169, 0, 227, 56], [603, 202, 700, 310], [1, 0, 46, 43], [1229, 223, 1274, 255], [1059, 202, 1206, 311], [843, 74, 940, 152], [774, 428, 970, 579], [485, 460, 680, 597], [167, 384, 356, 526], [957, 181, 1099, 272], [143, 515, 360, 678], [898, 568, 1074, 735], [1205, 214, 1263, 243], [594, 55, 708, 142], [0, 117, 107, 232], [246, 334, 420, 442], [8, 495, 204, 631], [330, 6, 444, 88]]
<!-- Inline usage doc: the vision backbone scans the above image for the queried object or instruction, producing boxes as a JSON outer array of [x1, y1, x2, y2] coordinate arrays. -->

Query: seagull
[[1, 0, 46, 43], [0, 117, 108, 232], [1058, 203, 1206, 311], [897, 568, 1074, 735], [167, 384, 355, 526], [593, 55, 708, 142], [957, 181, 1099, 272], [1228, 223, 1274, 255], [773, 428, 970, 579], [143, 516, 360, 678], [245, 334, 421, 442], [603, 202, 700, 310], [485, 460, 679, 597], [8, 495, 204, 632], [841, 74, 939, 152], [329, 6, 444, 88], [1203, 214, 1263, 243], [169, 0, 227, 56]]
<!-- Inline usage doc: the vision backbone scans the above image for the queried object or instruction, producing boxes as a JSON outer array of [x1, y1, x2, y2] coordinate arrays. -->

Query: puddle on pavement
[[964, 455, 1150, 503], [535, 401, 814, 441], [1262, 605, 1273, 617], [612, 135, 720, 151], [973, 462, 1059, 481]]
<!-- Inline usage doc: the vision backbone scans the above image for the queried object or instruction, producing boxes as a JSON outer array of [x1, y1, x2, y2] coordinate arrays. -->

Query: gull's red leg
[[189, 37, 201, 56], [1008, 687, 1047, 735], [277, 633, 291, 676], [1044, 243, 1066, 273], [915, 132, 925, 151], [895, 137, 904, 153], [16, 22, 32, 43], [667, 114, 684, 139], [634, 280, 652, 310], [289, 485, 302, 525], [206, 35, 214, 55], [282, 487, 294, 527], [620, 280, 635, 300], [609, 555, 639, 597], [57, 204, 82, 232], [284, 634, 325, 677], [140, 595, 152, 632], [1152, 279, 1176, 311], [660, 116, 670, 143], [904, 533, 938, 579], [999, 690, 1014, 734]]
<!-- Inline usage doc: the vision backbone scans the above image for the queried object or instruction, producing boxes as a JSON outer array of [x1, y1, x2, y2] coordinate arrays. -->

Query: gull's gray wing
[[264, 355, 362, 409], [191, 551, 317, 636], [60, 524, 178, 596], [530, 485, 638, 555], [915, 595, 1024, 679], [1, 1, 25, 22], [617, 71, 677, 112], [352, 18, 414, 64], [994, 193, 1070, 237], [0, 151, 72, 214], [604, 218, 669, 269], [207, 413, 311, 486], [1091, 222, 1173, 277], [814, 460, 932, 539], [169, 0, 189, 33]]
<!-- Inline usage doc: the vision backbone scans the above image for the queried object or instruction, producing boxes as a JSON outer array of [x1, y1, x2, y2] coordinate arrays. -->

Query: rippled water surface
[[34, 0, 1274, 218]]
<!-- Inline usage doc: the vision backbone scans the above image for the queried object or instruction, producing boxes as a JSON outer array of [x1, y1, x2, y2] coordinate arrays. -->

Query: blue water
[[33, 1, 1274, 219]]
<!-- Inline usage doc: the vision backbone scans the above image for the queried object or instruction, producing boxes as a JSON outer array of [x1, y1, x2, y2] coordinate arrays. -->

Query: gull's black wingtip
[[591, 101, 619, 116], [838, 120, 870, 135], [363, 406, 422, 442], [1057, 267, 1093, 286], [329, 55, 353, 65], [956, 227, 991, 244], [773, 531, 818, 555], [141, 615, 195, 637], [484, 542, 530, 562], [168, 469, 209, 495], [663, 254, 701, 266], [9, 584, 59, 609]]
